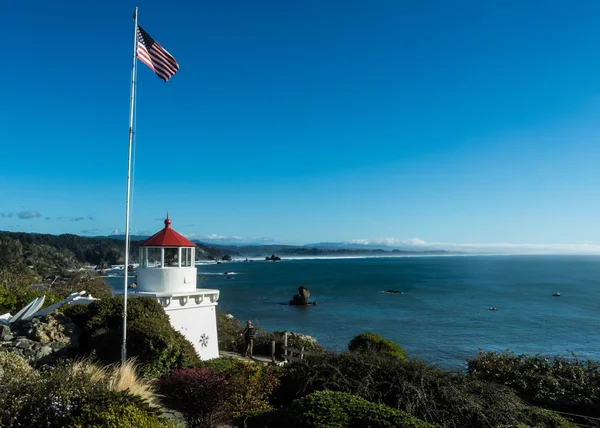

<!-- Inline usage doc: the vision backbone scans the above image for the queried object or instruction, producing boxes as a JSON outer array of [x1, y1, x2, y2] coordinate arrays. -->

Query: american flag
[[136, 26, 179, 82]]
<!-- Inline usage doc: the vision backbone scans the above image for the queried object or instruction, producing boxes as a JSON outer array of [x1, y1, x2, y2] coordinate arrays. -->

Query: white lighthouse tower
[[133, 216, 220, 359]]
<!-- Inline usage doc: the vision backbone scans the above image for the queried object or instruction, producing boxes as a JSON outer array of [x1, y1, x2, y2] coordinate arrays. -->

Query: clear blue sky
[[1, 0, 599, 253]]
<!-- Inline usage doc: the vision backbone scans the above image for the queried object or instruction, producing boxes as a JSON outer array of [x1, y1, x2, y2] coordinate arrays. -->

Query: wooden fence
[[270, 331, 314, 364]]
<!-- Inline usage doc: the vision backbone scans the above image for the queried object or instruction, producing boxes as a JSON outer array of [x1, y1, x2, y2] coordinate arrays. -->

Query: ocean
[[106, 255, 600, 370]]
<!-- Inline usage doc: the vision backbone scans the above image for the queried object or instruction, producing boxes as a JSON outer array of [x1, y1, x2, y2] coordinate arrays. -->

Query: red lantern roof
[[140, 216, 196, 247]]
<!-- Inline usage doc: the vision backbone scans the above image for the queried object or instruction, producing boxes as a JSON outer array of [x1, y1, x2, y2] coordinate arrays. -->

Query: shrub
[[273, 351, 574, 428], [0, 351, 35, 382], [0, 267, 40, 313], [71, 403, 173, 428], [468, 350, 600, 420], [224, 362, 280, 419], [158, 367, 231, 428], [199, 357, 282, 419], [215, 310, 245, 352], [200, 356, 241, 374], [67, 296, 201, 377], [246, 390, 436, 428], [0, 359, 163, 428], [348, 332, 407, 360]]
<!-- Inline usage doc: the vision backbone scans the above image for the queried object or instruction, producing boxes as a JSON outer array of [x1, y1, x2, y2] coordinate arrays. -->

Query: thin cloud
[[45, 217, 51, 220], [81, 229, 100, 235], [184, 233, 276, 244], [87, 215, 94, 220], [71, 217, 85, 222], [18, 211, 41, 219], [0, 212, 14, 218], [111, 228, 121, 235], [346, 237, 600, 255], [345, 237, 427, 246]]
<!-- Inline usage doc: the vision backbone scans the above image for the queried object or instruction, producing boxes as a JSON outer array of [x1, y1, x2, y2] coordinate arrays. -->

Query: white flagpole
[[122, 6, 139, 363]]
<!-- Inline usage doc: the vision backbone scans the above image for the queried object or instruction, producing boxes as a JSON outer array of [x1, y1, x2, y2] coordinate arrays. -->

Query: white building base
[[126, 289, 220, 360]]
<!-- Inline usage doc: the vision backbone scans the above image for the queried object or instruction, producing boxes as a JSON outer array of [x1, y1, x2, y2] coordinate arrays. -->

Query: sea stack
[[290, 285, 311, 305]]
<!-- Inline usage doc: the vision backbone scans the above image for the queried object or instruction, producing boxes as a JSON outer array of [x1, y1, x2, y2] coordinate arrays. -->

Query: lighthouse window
[[181, 248, 192, 267], [141, 248, 147, 267], [164, 248, 178, 267], [148, 248, 161, 267]]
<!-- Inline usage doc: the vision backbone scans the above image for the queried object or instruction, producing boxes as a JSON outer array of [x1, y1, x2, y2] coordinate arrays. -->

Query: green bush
[[200, 356, 241, 373], [273, 351, 575, 428], [215, 310, 245, 352], [468, 350, 600, 421], [224, 362, 280, 419], [0, 360, 162, 428], [66, 296, 201, 378], [199, 356, 282, 419], [71, 403, 173, 428], [348, 332, 407, 360], [246, 390, 436, 428], [0, 351, 35, 382], [0, 267, 40, 313]]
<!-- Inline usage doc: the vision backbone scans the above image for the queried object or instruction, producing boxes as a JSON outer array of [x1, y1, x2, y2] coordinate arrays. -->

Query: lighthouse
[[132, 216, 220, 359]]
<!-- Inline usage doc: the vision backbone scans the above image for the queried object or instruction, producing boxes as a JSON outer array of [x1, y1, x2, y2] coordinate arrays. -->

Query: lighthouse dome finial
[[164, 212, 171, 228]]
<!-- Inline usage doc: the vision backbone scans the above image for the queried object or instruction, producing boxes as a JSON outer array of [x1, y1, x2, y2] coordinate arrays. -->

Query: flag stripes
[[136, 26, 179, 82]]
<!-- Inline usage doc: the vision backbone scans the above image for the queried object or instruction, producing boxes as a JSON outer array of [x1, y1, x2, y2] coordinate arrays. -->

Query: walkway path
[[219, 350, 285, 366]]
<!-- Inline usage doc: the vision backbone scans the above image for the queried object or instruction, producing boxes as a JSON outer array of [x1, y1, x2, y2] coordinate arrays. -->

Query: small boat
[[489, 307, 498, 311], [552, 293, 561, 297]]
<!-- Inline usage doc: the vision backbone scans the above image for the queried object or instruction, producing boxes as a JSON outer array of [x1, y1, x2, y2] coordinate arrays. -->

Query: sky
[[1, 0, 600, 254]]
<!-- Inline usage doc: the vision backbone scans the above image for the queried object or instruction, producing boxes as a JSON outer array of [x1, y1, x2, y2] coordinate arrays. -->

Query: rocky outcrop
[[266, 254, 281, 261], [0, 313, 80, 366], [272, 330, 319, 347], [290, 285, 315, 305]]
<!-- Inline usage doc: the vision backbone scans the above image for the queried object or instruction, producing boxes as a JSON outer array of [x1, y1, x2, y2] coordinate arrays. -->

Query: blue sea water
[[108, 255, 600, 370]]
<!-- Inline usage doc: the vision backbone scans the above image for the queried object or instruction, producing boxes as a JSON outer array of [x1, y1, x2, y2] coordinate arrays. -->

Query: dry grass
[[69, 358, 160, 409], [109, 359, 160, 408], [70, 358, 108, 384]]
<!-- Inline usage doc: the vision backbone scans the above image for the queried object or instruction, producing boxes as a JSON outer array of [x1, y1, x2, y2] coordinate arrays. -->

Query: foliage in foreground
[[64, 296, 201, 378], [469, 350, 600, 423], [245, 389, 436, 428], [159, 358, 282, 427], [203, 357, 281, 418], [0, 356, 172, 428], [273, 351, 574, 428], [348, 331, 407, 360], [159, 367, 231, 428]]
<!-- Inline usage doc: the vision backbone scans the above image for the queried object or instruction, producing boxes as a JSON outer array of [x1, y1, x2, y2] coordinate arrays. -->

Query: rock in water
[[290, 285, 311, 305]]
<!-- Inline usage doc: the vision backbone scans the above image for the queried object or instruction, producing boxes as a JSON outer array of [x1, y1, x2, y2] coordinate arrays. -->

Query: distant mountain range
[[102, 235, 460, 257]]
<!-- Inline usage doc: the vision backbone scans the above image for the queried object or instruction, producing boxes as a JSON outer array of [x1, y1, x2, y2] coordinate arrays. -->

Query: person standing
[[241, 320, 255, 358]]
